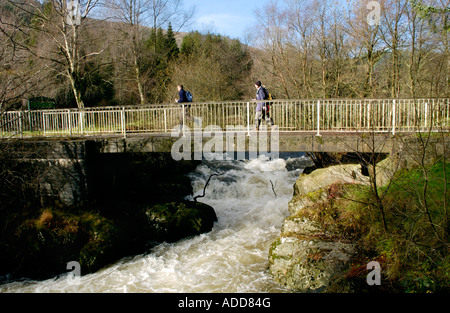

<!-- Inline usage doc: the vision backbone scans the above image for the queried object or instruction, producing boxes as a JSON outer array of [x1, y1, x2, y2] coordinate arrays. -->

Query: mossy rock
[[14, 209, 87, 279], [294, 164, 369, 197], [269, 236, 355, 292], [78, 213, 122, 273], [288, 189, 327, 216], [12, 208, 123, 279], [144, 201, 218, 243], [79, 239, 115, 273]]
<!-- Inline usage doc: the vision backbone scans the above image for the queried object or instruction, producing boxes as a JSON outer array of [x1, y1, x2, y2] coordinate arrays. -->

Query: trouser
[[179, 105, 193, 125], [255, 109, 274, 129]]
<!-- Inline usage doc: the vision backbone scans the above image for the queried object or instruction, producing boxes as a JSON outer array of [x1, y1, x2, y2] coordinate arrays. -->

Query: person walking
[[254, 81, 274, 130], [175, 84, 188, 104], [175, 85, 192, 126]]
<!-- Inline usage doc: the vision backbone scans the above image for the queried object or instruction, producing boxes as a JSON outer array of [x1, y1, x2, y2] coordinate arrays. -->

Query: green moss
[[305, 188, 326, 202], [11, 207, 124, 278], [268, 238, 282, 264], [274, 156, 450, 292], [144, 201, 217, 243], [315, 136, 324, 145], [341, 162, 450, 292]]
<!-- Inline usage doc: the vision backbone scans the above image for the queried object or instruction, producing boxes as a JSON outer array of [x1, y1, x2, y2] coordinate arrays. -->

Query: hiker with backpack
[[254, 81, 274, 131], [175, 84, 193, 126]]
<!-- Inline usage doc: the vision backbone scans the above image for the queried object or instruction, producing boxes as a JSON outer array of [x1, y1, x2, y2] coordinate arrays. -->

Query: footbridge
[[2, 98, 449, 155]]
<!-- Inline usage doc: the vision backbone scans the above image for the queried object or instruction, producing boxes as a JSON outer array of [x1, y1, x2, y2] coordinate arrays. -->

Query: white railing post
[[316, 100, 321, 137], [392, 99, 396, 135], [19, 111, 23, 139], [164, 108, 167, 133], [432, 98, 436, 129], [121, 107, 126, 138], [79, 110, 84, 135], [182, 104, 186, 137], [247, 102, 250, 136], [68, 109, 72, 136], [43, 112, 47, 136]]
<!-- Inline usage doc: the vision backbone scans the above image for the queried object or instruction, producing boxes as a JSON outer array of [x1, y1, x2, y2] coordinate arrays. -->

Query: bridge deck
[[1, 99, 449, 140], [11, 131, 398, 155]]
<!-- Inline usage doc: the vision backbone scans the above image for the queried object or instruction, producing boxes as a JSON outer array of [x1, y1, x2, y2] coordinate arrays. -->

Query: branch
[[194, 174, 219, 203], [270, 180, 277, 198], [80, 49, 105, 60]]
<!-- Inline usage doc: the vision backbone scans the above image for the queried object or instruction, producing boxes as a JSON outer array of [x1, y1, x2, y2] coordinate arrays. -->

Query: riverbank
[[0, 156, 309, 293], [269, 153, 450, 293], [0, 153, 217, 282]]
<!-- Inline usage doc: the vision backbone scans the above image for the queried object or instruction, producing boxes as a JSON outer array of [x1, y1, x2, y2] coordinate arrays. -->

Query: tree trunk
[[134, 53, 145, 106], [67, 69, 85, 110], [271, 53, 290, 99], [320, 15, 327, 99], [132, 29, 146, 106]]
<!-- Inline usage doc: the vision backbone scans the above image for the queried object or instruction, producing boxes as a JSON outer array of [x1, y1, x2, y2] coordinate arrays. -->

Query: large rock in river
[[144, 201, 218, 243], [269, 164, 361, 292], [293, 164, 369, 197]]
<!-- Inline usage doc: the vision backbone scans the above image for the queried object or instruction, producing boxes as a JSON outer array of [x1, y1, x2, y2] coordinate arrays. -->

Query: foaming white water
[[0, 155, 312, 293]]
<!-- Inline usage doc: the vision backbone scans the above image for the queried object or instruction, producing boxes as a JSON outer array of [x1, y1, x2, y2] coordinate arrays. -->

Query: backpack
[[185, 91, 193, 102], [262, 87, 273, 100]]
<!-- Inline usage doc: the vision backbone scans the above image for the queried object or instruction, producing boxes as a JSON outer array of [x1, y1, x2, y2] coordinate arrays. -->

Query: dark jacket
[[178, 89, 188, 103], [256, 87, 266, 112]]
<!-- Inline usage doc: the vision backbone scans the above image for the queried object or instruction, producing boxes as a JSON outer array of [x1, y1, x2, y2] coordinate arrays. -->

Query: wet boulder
[[144, 201, 218, 243]]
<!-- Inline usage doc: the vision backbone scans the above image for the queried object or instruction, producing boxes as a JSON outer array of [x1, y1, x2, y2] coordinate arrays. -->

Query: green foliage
[[174, 31, 253, 102], [144, 201, 217, 243], [180, 31, 203, 57], [53, 62, 116, 108], [78, 211, 121, 272], [2, 207, 123, 278], [80, 63, 116, 107], [165, 23, 180, 60], [410, 0, 449, 32], [293, 183, 370, 240], [382, 161, 449, 241], [344, 161, 450, 292], [300, 160, 449, 292], [138, 25, 181, 104]]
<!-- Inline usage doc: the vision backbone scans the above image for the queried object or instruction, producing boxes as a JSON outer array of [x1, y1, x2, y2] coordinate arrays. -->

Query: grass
[[342, 161, 450, 292], [299, 161, 449, 292]]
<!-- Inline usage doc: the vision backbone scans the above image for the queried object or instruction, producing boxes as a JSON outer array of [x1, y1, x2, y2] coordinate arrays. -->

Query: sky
[[185, 0, 265, 42]]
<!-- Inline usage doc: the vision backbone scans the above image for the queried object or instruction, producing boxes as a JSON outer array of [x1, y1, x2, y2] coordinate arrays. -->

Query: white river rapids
[[0, 154, 312, 293]]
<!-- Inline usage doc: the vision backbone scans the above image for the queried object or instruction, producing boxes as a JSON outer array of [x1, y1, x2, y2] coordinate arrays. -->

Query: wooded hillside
[[0, 0, 448, 110]]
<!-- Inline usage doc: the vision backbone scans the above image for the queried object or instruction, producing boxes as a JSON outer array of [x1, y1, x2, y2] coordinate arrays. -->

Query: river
[[0, 153, 313, 293]]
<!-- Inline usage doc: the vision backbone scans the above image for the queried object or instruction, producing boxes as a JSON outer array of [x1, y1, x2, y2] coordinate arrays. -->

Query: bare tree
[[412, 0, 450, 98], [106, 0, 194, 106], [250, 0, 449, 99], [404, 1, 431, 98], [255, 1, 291, 99], [1, 0, 103, 110], [345, 0, 384, 98], [287, 0, 315, 98], [149, 0, 194, 47], [108, 0, 150, 105], [0, 1, 45, 110], [328, 3, 347, 97], [314, 0, 330, 99], [379, 0, 409, 98]]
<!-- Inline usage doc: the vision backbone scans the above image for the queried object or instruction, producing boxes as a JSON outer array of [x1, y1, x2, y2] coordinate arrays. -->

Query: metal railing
[[1, 98, 449, 139]]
